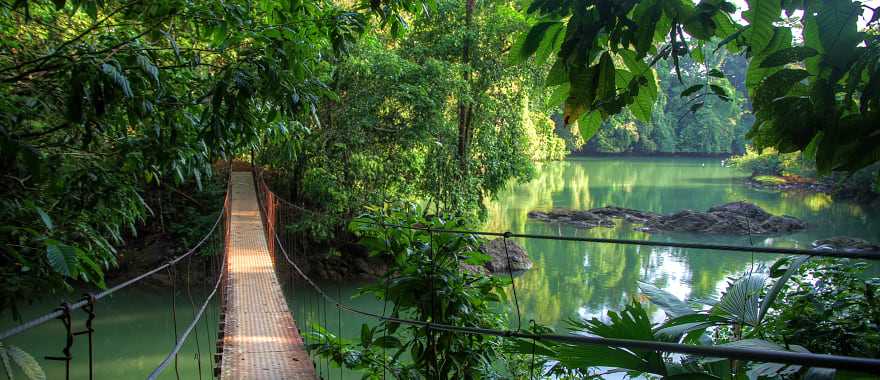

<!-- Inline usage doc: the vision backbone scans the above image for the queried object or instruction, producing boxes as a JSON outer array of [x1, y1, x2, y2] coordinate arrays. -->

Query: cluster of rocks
[[529, 201, 807, 235]]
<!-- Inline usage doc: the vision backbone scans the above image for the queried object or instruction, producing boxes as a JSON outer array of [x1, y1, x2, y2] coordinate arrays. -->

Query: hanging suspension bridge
[[2, 164, 880, 379]]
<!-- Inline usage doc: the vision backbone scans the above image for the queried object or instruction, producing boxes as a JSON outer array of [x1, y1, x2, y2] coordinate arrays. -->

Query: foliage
[[510, 257, 874, 380], [727, 148, 809, 177], [584, 48, 750, 155], [516, 0, 880, 174], [0, 0, 409, 314], [306, 204, 513, 378], [258, 0, 572, 245], [0, 342, 45, 380], [764, 258, 880, 358]]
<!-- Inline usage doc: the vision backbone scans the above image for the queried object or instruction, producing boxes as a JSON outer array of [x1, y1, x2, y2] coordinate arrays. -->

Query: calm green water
[[4, 157, 878, 379], [483, 157, 880, 327]]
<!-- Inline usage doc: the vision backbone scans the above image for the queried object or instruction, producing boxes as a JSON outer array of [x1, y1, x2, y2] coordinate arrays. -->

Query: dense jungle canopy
[[2, 0, 880, 335]]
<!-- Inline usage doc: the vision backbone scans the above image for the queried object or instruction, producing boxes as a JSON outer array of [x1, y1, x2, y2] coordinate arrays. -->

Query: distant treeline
[[574, 50, 752, 155]]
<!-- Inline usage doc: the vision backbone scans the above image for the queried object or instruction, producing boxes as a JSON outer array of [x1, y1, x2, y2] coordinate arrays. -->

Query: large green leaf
[[0, 343, 13, 380], [638, 281, 695, 317], [554, 343, 655, 374], [547, 83, 569, 108], [7, 345, 45, 380], [517, 21, 563, 62], [713, 272, 767, 326], [681, 84, 705, 98], [568, 301, 666, 374], [746, 0, 782, 54], [815, 0, 862, 70], [758, 256, 810, 324], [577, 111, 602, 141], [759, 46, 819, 68], [533, 22, 564, 65], [753, 68, 810, 112], [746, 27, 793, 90], [45, 241, 78, 277], [596, 52, 616, 100]]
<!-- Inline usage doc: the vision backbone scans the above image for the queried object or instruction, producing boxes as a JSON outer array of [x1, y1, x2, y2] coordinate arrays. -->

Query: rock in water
[[527, 209, 616, 229], [479, 238, 533, 272], [528, 201, 806, 235], [812, 237, 880, 252], [643, 201, 805, 234]]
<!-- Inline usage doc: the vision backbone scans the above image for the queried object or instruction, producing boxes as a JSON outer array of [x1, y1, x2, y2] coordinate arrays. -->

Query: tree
[[515, 0, 880, 174]]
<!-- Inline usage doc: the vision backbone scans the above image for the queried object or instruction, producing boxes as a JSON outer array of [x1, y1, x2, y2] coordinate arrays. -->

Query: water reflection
[[486, 157, 880, 329]]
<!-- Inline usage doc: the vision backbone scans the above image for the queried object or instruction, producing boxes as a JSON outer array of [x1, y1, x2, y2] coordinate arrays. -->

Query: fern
[[0, 343, 46, 380]]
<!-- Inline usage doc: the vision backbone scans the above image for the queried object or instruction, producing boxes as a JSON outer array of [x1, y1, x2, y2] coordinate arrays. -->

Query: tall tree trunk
[[457, 0, 475, 172]]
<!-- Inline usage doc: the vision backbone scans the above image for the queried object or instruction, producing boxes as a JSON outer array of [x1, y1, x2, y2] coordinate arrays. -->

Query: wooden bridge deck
[[220, 172, 316, 379]]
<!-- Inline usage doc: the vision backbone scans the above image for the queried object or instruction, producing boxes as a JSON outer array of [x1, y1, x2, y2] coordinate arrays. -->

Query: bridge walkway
[[219, 171, 316, 379]]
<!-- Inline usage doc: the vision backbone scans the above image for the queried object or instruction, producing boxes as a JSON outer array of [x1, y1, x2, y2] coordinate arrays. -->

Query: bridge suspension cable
[[254, 169, 880, 374], [1, 167, 232, 380]]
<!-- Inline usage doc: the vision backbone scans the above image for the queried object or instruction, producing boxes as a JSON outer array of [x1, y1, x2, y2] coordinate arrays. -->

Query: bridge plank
[[220, 172, 316, 379]]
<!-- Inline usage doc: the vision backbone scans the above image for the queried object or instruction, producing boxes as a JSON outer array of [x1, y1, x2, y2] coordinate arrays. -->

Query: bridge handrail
[[0, 168, 231, 341], [254, 169, 880, 374]]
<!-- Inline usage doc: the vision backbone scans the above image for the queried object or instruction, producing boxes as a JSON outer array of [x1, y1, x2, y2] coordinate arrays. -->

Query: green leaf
[[554, 343, 656, 374], [596, 52, 616, 100], [136, 55, 160, 85], [518, 22, 562, 62], [7, 345, 45, 380], [629, 70, 658, 123], [714, 273, 767, 326], [709, 84, 728, 98], [758, 256, 810, 323], [747, 27, 793, 89], [681, 84, 704, 97], [753, 68, 810, 111], [545, 59, 567, 87], [360, 324, 373, 347], [577, 111, 602, 141], [46, 241, 78, 277], [638, 281, 695, 318], [708, 68, 725, 78], [746, 0, 782, 53], [0, 343, 13, 380], [100, 63, 133, 98], [546, 83, 569, 108], [534, 22, 564, 65], [816, 0, 862, 70], [759, 46, 819, 68], [35, 207, 53, 231], [373, 335, 402, 349]]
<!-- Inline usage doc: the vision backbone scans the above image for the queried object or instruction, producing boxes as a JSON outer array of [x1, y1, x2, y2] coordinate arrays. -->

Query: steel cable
[[258, 188, 880, 374]]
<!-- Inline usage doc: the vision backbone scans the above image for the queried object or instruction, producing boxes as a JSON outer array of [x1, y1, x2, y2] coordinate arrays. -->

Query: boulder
[[479, 238, 533, 272], [708, 201, 771, 221], [588, 206, 661, 223], [643, 202, 805, 235], [527, 209, 616, 229], [812, 237, 880, 252], [529, 201, 806, 236]]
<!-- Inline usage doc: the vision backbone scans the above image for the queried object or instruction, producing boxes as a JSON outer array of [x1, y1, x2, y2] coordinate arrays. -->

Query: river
[[3, 157, 878, 379]]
